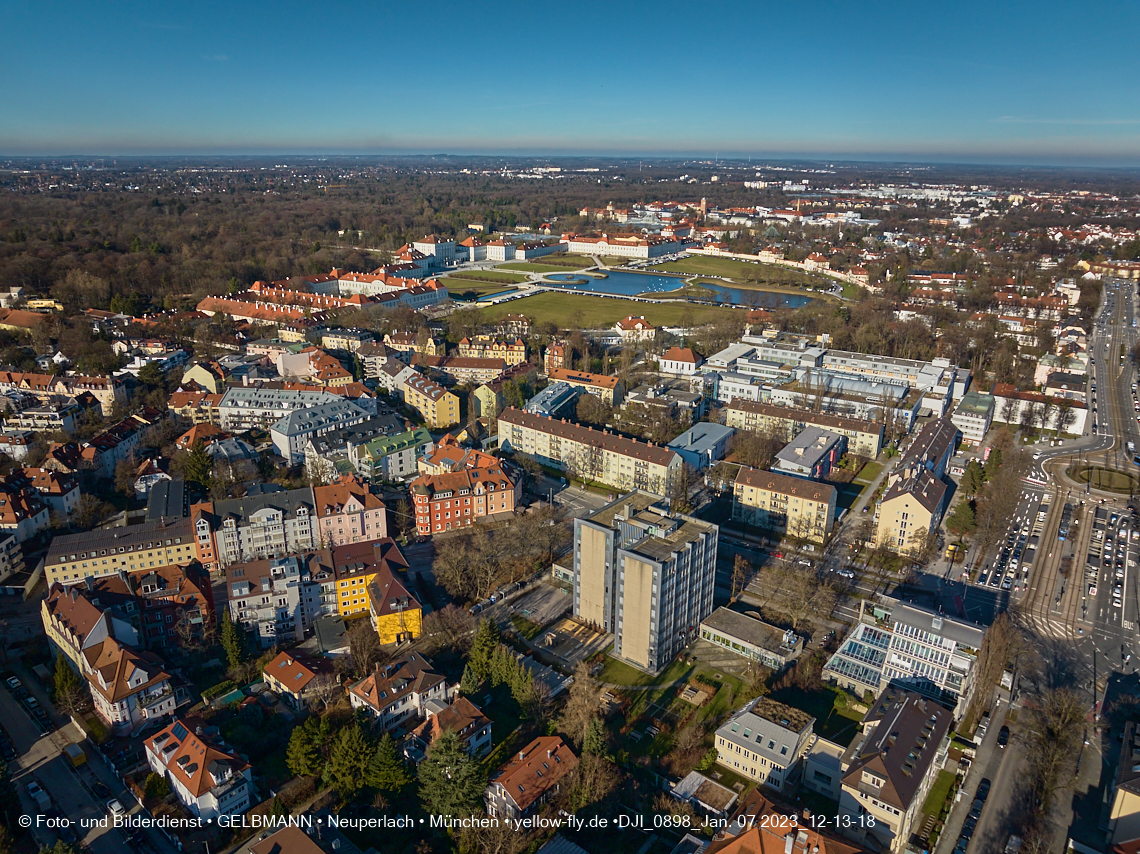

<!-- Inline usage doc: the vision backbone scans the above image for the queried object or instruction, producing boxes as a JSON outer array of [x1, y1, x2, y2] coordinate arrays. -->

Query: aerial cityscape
[[3, 5, 1140, 854]]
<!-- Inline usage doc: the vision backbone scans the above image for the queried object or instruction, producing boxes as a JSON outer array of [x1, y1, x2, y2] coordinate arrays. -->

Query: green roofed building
[[350, 427, 434, 481]]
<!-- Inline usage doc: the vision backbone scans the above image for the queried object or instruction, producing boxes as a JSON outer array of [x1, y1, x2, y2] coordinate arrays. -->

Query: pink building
[[312, 474, 388, 548]]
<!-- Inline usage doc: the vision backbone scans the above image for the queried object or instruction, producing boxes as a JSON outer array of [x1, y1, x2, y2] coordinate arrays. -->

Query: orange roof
[[176, 423, 230, 449], [147, 718, 249, 798], [42, 583, 106, 646], [408, 696, 488, 748], [264, 650, 327, 694], [661, 346, 700, 363], [83, 637, 170, 704], [546, 366, 619, 389], [312, 474, 386, 517], [615, 315, 654, 330], [489, 736, 578, 813]]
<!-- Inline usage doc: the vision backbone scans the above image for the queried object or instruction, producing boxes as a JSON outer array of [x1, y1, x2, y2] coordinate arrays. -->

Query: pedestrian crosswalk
[[1019, 612, 1075, 639]]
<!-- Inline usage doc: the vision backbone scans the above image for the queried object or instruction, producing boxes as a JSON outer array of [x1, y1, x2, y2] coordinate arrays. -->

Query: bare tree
[[308, 673, 342, 712], [559, 661, 600, 748], [348, 620, 386, 678]]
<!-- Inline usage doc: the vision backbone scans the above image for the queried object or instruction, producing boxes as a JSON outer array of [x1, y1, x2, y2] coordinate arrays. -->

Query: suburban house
[[346, 653, 451, 732], [485, 736, 579, 820], [262, 650, 335, 711], [146, 719, 253, 820]]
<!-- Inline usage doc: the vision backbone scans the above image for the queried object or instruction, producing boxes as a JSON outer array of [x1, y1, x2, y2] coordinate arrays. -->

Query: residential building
[[838, 691, 952, 853], [402, 374, 460, 429], [384, 331, 445, 358], [23, 467, 79, 520], [823, 603, 983, 716], [1109, 721, 1140, 845], [874, 472, 948, 556], [892, 417, 958, 484], [546, 367, 624, 406], [412, 353, 506, 386], [356, 341, 392, 379], [615, 315, 656, 341], [346, 426, 433, 482], [725, 399, 884, 459], [270, 399, 371, 464], [0, 534, 24, 585], [44, 517, 195, 586], [457, 336, 527, 366], [0, 372, 126, 416], [772, 427, 847, 480], [951, 389, 995, 447], [77, 566, 213, 651], [197, 487, 316, 569], [168, 390, 224, 426], [42, 583, 140, 673], [573, 492, 718, 673], [732, 468, 837, 544], [714, 697, 816, 794], [666, 422, 735, 471], [623, 383, 706, 425], [320, 328, 374, 354], [6, 403, 81, 434], [225, 554, 322, 647], [329, 537, 408, 621], [85, 636, 184, 734], [410, 458, 519, 536], [544, 341, 570, 375], [704, 792, 868, 854], [485, 736, 579, 820], [262, 650, 334, 711], [347, 653, 450, 731], [146, 720, 252, 820], [217, 387, 342, 433], [498, 408, 683, 494], [377, 358, 418, 398], [660, 346, 703, 376], [699, 608, 803, 670], [312, 474, 388, 548], [365, 550, 421, 644], [523, 381, 580, 419], [406, 697, 492, 762], [0, 430, 34, 462]]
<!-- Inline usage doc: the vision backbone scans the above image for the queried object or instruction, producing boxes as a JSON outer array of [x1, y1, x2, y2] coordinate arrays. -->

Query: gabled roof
[[734, 467, 836, 504], [312, 474, 385, 518], [407, 696, 488, 748], [147, 718, 249, 798], [489, 735, 578, 813], [347, 653, 445, 713], [84, 637, 170, 703]]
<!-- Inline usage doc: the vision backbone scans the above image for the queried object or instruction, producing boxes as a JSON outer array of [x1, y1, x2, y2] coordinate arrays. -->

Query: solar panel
[[171, 722, 188, 741]]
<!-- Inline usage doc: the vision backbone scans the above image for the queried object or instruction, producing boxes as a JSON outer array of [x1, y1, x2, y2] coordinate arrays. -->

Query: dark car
[[977, 778, 992, 800], [968, 798, 984, 820], [997, 725, 1010, 748], [961, 817, 977, 838]]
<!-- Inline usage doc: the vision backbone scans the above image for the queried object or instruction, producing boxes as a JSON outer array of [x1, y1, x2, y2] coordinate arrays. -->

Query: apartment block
[[402, 374, 459, 429], [574, 492, 717, 673], [193, 486, 316, 570], [714, 697, 815, 795], [45, 518, 196, 586], [732, 468, 836, 544], [498, 408, 682, 494], [838, 691, 951, 853], [725, 399, 884, 458], [546, 367, 625, 406]]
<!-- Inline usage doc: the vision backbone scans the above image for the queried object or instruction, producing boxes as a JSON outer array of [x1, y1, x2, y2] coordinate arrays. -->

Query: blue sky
[[3, 0, 1139, 164]]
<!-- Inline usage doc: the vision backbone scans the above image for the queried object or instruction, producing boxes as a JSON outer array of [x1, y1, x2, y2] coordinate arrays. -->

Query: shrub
[[143, 772, 170, 800], [202, 680, 237, 701]]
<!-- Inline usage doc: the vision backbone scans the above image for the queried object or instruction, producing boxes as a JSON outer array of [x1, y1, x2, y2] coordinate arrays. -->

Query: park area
[[649, 255, 834, 290], [1070, 464, 1140, 493], [472, 291, 738, 329]]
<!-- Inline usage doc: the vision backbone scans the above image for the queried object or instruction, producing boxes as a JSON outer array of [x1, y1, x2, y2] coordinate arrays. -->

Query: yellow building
[[872, 470, 947, 555], [732, 467, 836, 544], [725, 399, 884, 459], [181, 362, 227, 394], [368, 576, 422, 645], [1109, 722, 1140, 845], [546, 367, 624, 406], [403, 373, 459, 429], [26, 299, 63, 311], [331, 539, 421, 644], [44, 518, 195, 586]]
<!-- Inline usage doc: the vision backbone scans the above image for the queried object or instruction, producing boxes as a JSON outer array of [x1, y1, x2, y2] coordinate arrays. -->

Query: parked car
[[997, 725, 1010, 748]]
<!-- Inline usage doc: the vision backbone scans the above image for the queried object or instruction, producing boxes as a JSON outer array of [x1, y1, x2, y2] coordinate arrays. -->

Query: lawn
[[922, 769, 957, 817], [500, 261, 591, 273], [768, 685, 863, 744], [446, 282, 518, 300], [510, 613, 544, 640], [446, 269, 530, 284], [649, 256, 831, 291], [525, 254, 597, 268], [472, 291, 738, 329], [598, 653, 696, 687], [854, 461, 884, 485]]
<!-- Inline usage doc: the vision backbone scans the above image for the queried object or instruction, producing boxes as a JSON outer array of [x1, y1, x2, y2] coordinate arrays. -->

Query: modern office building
[[573, 492, 718, 673], [822, 603, 983, 717]]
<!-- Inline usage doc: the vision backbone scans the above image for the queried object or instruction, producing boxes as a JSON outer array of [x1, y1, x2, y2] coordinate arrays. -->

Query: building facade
[[732, 468, 837, 544], [574, 492, 718, 673]]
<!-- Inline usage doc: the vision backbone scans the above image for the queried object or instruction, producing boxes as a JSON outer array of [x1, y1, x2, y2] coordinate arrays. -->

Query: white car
[[107, 799, 125, 817], [1033, 453, 1042, 460]]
